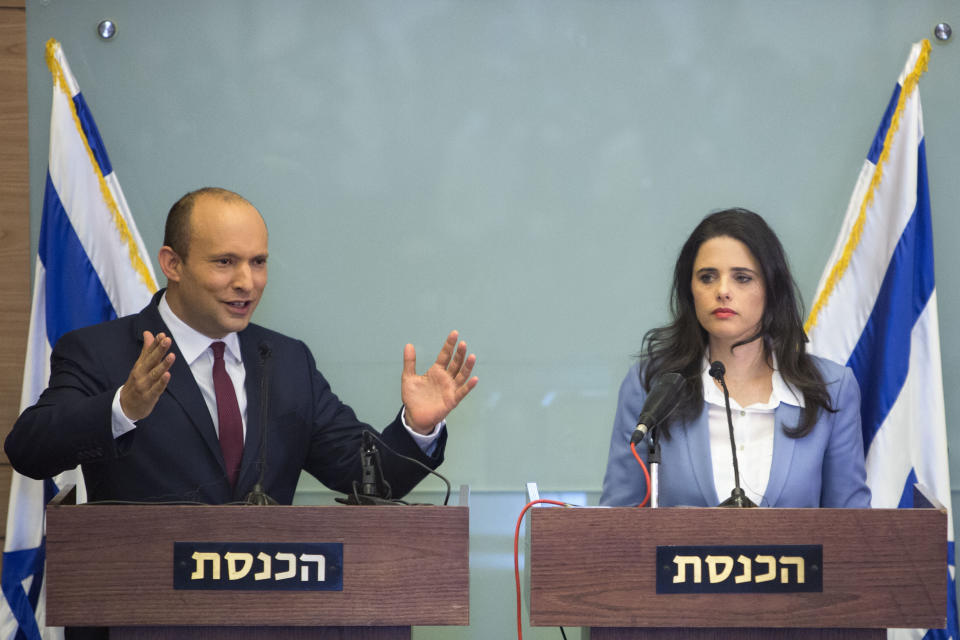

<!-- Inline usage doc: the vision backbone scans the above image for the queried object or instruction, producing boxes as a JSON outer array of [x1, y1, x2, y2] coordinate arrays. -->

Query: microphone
[[358, 430, 387, 497], [335, 430, 399, 505], [709, 361, 757, 508], [245, 341, 278, 505], [630, 372, 685, 445], [337, 429, 454, 506]]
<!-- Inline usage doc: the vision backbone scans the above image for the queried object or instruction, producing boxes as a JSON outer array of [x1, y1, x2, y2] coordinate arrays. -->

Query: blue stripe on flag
[[923, 570, 957, 640], [1, 479, 59, 640], [0, 478, 59, 640], [72, 92, 113, 176], [1, 547, 44, 640], [902, 469, 959, 640], [848, 139, 934, 451], [901, 475, 957, 640], [898, 469, 920, 508], [39, 172, 117, 347], [867, 83, 901, 165], [24, 481, 57, 615]]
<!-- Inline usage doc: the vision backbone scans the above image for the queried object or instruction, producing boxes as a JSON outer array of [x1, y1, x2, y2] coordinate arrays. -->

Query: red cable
[[631, 441, 651, 508], [512, 441, 649, 636], [513, 498, 569, 640]]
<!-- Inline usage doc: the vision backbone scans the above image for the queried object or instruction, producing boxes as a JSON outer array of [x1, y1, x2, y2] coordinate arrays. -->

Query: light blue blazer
[[600, 356, 871, 508]]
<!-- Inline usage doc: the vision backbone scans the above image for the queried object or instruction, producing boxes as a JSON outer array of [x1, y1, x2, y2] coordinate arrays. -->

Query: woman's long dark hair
[[641, 208, 832, 438]]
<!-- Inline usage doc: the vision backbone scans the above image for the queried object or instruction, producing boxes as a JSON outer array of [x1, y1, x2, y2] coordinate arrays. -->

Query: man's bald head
[[163, 187, 259, 260]]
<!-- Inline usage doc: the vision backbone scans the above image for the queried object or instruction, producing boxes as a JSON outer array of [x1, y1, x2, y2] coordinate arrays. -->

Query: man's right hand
[[119, 331, 175, 421]]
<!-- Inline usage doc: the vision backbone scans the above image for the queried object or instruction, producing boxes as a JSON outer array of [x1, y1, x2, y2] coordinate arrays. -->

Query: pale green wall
[[25, 1, 960, 637]]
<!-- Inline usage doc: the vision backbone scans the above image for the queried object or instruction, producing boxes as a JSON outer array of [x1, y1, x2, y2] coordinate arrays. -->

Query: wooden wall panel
[[0, 0, 29, 562], [0, 464, 10, 530]]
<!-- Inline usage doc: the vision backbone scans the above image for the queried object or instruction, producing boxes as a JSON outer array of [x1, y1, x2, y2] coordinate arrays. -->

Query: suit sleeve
[[300, 346, 443, 499], [600, 364, 649, 506], [820, 366, 872, 508], [5, 330, 125, 479]]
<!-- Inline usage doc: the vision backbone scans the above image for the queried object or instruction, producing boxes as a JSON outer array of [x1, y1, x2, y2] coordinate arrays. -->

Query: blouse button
[[740, 410, 746, 417]]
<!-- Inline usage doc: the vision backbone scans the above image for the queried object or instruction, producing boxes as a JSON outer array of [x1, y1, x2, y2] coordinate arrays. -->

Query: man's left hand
[[401, 330, 478, 434]]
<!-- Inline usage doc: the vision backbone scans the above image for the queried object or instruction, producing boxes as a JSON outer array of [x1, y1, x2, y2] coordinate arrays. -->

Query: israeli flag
[[806, 40, 956, 640], [0, 39, 157, 639]]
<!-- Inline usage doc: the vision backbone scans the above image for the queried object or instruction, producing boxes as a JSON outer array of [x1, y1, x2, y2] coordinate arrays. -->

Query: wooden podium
[[527, 489, 946, 639], [45, 489, 469, 639]]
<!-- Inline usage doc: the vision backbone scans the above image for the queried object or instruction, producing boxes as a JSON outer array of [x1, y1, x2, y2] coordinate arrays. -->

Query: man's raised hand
[[119, 331, 175, 421], [401, 330, 478, 434]]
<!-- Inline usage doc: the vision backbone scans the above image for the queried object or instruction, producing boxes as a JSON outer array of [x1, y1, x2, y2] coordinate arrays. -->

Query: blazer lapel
[[764, 404, 800, 507], [683, 407, 720, 506]]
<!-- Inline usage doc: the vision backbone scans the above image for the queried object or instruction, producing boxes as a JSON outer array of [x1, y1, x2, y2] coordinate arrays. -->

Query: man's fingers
[[137, 369, 172, 405], [448, 340, 467, 372], [130, 352, 174, 393], [454, 376, 479, 404], [434, 330, 459, 367], [139, 331, 172, 370], [149, 370, 172, 396], [148, 352, 175, 382], [120, 350, 173, 422], [453, 353, 476, 385], [402, 343, 417, 378]]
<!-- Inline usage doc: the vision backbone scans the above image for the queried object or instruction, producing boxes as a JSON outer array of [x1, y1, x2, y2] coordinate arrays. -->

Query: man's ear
[[158, 246, 182, 282]]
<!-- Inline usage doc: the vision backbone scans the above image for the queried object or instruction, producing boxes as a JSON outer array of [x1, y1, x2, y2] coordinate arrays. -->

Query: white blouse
[[701, 358, 804, 507]]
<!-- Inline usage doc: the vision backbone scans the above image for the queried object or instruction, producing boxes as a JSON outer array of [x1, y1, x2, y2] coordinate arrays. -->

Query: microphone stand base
[[335, 494, 403, 506], [244, 485, 279, 506], [718, 489, 758, 508]]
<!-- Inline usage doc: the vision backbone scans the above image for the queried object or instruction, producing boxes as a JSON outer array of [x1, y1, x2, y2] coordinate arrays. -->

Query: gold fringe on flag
[[44, 38, 158, 295], [804, 39, 930, 334]]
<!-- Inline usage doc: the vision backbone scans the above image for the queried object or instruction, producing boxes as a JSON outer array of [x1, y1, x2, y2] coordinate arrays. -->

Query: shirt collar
[[700, 354, 804, 409], [158, 293, 242, 365]]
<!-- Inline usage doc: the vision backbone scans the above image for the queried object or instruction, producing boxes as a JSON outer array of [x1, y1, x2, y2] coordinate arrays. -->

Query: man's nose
[[232, 263, 253, 289]]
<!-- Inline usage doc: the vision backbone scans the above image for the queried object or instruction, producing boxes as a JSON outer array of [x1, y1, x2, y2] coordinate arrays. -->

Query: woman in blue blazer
[[600, 209, 871, 508]]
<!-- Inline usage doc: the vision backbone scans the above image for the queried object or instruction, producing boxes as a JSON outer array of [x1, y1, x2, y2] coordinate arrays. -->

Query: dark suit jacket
[[5, 290, 445, 504]]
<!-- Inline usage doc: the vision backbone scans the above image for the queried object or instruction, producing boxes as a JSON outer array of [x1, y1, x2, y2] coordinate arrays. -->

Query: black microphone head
[[635, 371, 685, 433], [258, 340, 273, 363], [709, 360, 726, 380], [654, 371, 685, 394]]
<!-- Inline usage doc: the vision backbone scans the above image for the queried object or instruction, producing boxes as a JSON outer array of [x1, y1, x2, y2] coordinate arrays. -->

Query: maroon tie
[[211, 341, 243, 487]]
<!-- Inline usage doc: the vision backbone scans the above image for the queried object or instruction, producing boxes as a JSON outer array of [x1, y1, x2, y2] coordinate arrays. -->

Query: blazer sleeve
[[600, 363, 649, 506], [820, 366, 872, 508]]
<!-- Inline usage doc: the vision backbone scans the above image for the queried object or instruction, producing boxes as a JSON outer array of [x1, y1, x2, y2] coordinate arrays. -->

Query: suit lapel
[[132, 297, 226, 476], [236, 331, 265, 494], [764, 404, 800, 507]]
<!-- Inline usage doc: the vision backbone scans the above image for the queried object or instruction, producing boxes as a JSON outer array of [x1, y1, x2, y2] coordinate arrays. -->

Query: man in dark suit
[[5, 187, 478, 505]]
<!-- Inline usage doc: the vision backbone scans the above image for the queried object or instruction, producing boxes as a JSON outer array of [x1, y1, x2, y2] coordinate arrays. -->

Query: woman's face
[[690, 235, 766, 349]]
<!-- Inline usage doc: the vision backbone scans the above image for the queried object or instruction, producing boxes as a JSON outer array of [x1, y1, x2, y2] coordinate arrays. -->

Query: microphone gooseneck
[[710, 360, 757, 509], [245, 341, 278, 505]]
